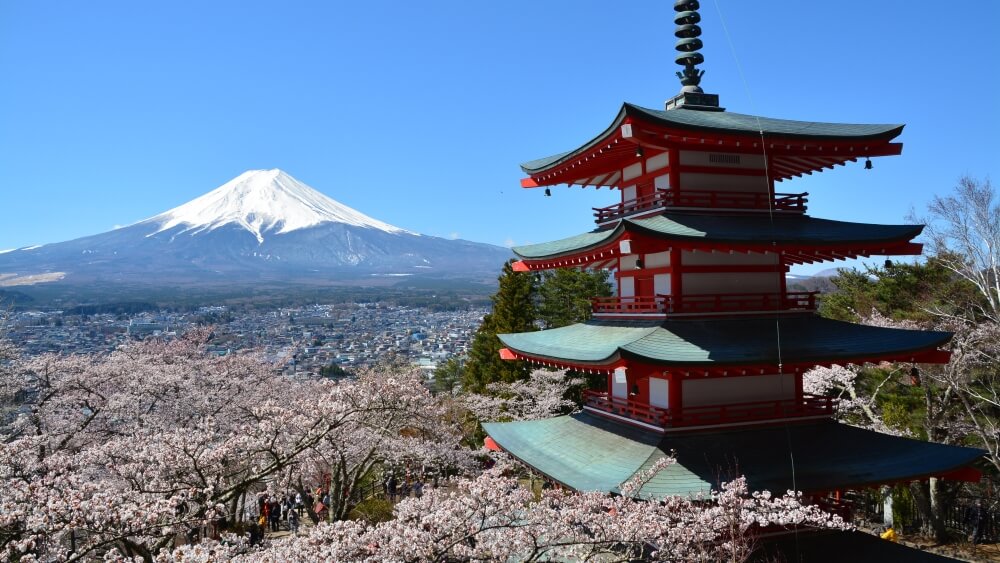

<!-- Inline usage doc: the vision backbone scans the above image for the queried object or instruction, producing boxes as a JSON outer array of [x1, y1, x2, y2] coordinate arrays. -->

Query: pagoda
[[483, 1, 984, 505]]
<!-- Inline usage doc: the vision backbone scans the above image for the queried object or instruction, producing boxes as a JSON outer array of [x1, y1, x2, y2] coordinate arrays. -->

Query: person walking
[[268, 499, 281, 532], [388, 474, 398, 503], [287, 506, 300, 535]]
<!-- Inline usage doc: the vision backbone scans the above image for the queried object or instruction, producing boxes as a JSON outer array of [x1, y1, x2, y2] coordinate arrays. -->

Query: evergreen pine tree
[[462, 260, 536, 391], [536, 268, 613, 329]]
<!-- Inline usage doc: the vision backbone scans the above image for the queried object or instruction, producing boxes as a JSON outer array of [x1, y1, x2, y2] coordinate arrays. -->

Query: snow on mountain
[[142, 169, 413, 243], [0, 169, 511, 292]]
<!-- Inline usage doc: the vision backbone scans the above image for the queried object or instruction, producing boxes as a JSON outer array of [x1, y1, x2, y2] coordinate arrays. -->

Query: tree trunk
[[911, 480, 949, 543]]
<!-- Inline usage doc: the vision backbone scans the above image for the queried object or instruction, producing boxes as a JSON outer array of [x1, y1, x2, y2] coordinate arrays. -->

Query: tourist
[[388, 474, 398, 502], [268, 499, 281, 532], [287, 507, 300, 535]]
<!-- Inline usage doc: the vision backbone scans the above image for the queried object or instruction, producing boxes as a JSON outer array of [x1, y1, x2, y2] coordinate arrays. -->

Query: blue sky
[[1, 1, 997, 275]]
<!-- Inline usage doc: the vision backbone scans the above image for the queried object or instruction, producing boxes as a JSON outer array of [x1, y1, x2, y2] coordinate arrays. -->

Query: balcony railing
[[664, 291, 818, 315], [592, 188, 808, 223], [582, 389, 837, 430], [591, 295, 667, 315], [590, 292, 818, 317], [670, 394, 837, 427], [593, 190, 671, 223], [582, 389, 669, 427]]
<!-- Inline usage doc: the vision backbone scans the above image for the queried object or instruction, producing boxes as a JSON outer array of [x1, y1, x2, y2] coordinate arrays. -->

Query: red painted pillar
[[668, 147, 680, 206], [668, 373, 683, 419], [669, 247, 682, 311]]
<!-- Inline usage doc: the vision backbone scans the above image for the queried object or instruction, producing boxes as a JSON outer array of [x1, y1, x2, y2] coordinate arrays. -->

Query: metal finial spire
[[674, 0, 705, 93]]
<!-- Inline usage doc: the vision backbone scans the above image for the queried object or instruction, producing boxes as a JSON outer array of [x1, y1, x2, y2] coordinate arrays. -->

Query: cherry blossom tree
[[163, 456, 847, 563], [0, 326, 845, 562], [460, 368, 581, 422], [0, 330, 464, 562]]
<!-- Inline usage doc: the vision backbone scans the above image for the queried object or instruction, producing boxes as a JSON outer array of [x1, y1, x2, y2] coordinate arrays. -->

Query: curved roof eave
[[520, 103, 905, 175], [513, 215, 924, 262], [623, 103, 905, 141], [512, 223, 625, 260], [499, 317, 952, 367], [520, 105, 630, 174], [498, 321, 660, 364], [624, 214, 925, 247], [483, 414, 985, 499]]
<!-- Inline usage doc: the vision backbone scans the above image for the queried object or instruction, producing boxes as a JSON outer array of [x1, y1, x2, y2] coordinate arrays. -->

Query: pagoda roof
[[498, 316, 951, 368], [754, 530, 966, 563], [483, 413, 984, 498], [520, 104, 904, 186], [512, 213, 922, 262]]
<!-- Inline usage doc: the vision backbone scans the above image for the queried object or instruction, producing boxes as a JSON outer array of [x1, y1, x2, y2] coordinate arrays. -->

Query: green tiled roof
[[513, 227, 620, 259], [500, 321, 660, 363], [521, 103, 903, 174], [512, 213, 922, 260], [626, 104, 903, 141], [755, 530, 966, 563], [484, 413, 984, 498], [498, 316, 951, 366]]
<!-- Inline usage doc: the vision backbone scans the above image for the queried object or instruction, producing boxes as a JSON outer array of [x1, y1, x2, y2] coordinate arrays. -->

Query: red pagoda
[[483, 1, 983, 509]]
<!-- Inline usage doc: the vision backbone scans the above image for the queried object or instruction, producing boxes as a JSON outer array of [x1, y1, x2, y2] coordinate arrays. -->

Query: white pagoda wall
[[682, 373, 794, 408], [680, 251, 780, 295], [678, 173, 768, 194], [678, 150, 766, 170]]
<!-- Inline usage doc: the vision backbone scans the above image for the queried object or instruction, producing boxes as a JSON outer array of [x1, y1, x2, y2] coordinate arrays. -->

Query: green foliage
[[349, 498, 395, 524], [433, 357, 463, 396], [319, 363, 352, 378], [462, 261, 537, 392], [819, 258, 986, 444], [881, 395, 920, 434], [820, 258, 978, 322], [461, 264, 613, 393], [536, 269, 612, 329]]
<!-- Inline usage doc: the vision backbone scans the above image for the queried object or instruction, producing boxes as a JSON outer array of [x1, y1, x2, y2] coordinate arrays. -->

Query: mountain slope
[[144, 169, 413, 242], [0, 170, 511, 287]]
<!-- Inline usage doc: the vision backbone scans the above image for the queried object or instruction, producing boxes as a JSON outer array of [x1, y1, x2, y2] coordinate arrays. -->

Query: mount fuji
[[0, 169, 511, 293]]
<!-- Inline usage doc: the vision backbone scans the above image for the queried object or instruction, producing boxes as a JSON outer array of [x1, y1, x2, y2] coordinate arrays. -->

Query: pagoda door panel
[[654, 173, 671, 191], [622, 184, 637, 203], [636, 181, 654, 200], [635, 276, 654, 298], [654, 274, 670, 296], [649, 378, 669, 409], [612, 368, 628, 399], [619, 276, 635, 298]]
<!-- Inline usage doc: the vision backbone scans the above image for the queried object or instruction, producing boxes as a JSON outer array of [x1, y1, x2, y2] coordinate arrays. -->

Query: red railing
[[583, 390, 837, 429], [593, 190, 671, 223], [592, 189, 808, 223], [582, 389, 669, 427], [590, 292, 818, 316], [667, 394, 837, 427], [590, 295, 667, 315], [663, 291, 818, 314]]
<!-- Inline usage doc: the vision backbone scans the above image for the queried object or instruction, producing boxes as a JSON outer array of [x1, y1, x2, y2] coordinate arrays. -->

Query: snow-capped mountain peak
[[143, 169, 412, 243]]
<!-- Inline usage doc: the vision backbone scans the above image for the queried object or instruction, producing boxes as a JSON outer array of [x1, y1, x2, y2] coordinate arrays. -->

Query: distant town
[[5, 302, 487, 378]]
